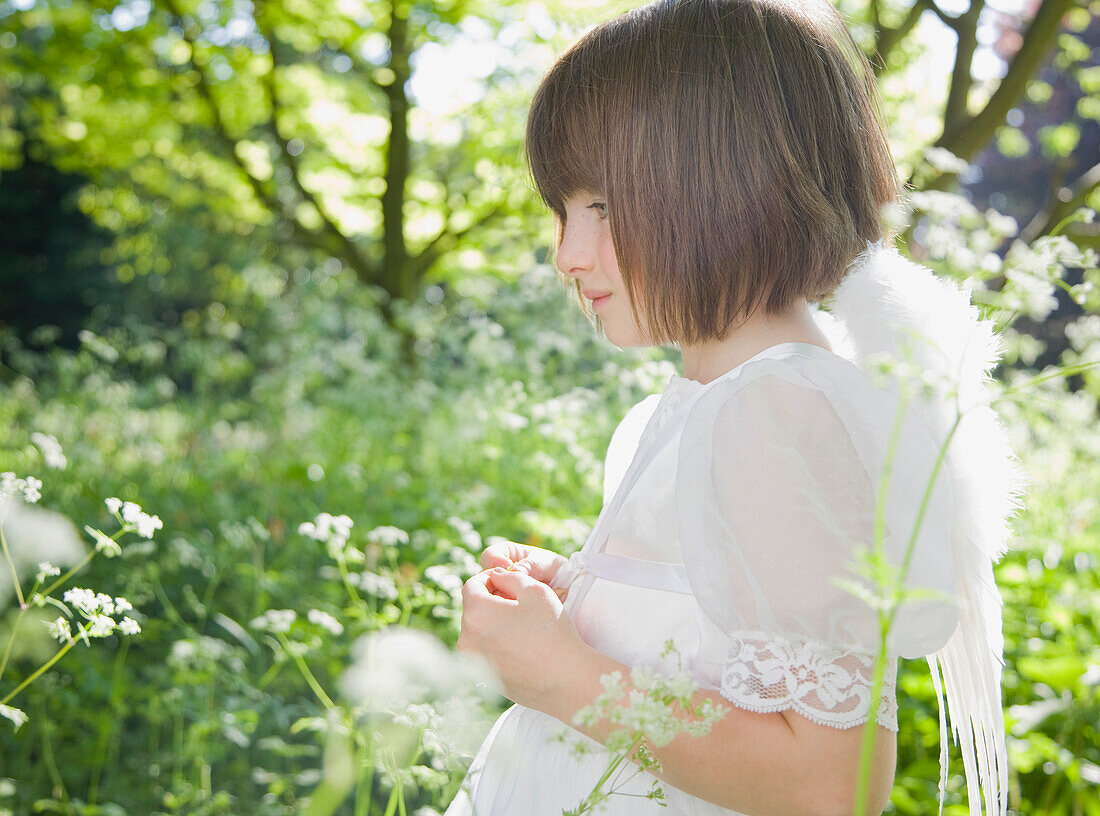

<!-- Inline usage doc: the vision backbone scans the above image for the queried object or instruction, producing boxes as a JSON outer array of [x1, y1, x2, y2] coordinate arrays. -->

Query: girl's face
[[556, 193, 651, 348]]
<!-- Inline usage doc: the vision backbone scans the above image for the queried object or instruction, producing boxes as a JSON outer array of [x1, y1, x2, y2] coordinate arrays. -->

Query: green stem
[[0, 605, 27, 679], [997, 360, 1100, 397], [355, 744, 374, 816], [41, 549, 96, 598], [381, 776, 401, 816], [1, 640, 75, 705], [280, 633, 337, 711], [0, 522, 26, 608]]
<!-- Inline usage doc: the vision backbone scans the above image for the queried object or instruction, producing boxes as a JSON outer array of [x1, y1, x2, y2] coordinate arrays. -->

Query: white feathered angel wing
[[823, 239, 1029, 816]]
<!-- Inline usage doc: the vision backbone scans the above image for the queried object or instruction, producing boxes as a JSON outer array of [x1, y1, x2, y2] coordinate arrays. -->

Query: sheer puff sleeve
[[676, 365, 959, 731]]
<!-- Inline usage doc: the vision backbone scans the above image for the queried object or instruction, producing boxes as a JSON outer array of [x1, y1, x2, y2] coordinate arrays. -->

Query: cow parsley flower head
[[88, 614, 117, 638], [45, 616, 72, 643], [1, 472, 42, 504], [30, 432, 67, 470], [300, 513, 355, 559], [367, 525, 410, 548], [118, 617, 141, 635], [307, 609, 344, 636], [105, 498, 161, 539], [250, 609, 297, 634], [63, 587, 99, 615], [36, 562, 61, 584]]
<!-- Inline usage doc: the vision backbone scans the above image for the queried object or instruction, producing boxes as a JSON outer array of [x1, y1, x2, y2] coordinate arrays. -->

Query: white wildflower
[[0, 704, 28, 731], [340, 626, 497, 712], [300, 512, 355, 559], [30, 432, 67, 470], [118, 617, 141, 635], [87, 614, 116, 638], [95, 593, 115, 616], [85, 526, 122, 557], [105, 499, 161, 539], [394, 702, 439, 730], [134, 512, 163, 539], [1, 473, 42, 504], [446, 517, 481, 551], [250, 609, 297, 634], [307, 609, 344, 636], [114, 596, 133, 613], [45, 616, 72, 643], [121, 502, 141, 524], [35, 562, 61, 583], [359, 570, 398, 601], [63, 587, 99, 615], [424, 565, 464, 595], [366, 525, 409, 548]]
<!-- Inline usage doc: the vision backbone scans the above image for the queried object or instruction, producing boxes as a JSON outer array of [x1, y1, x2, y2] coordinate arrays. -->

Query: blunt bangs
[[525, 45, 609, 220], [525, 0, 902, 346]]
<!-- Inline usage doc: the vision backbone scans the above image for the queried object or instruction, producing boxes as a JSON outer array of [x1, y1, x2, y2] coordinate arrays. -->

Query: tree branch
[[926, 0, 962, 30], [873, 0, 932, 76], [936, 0, 1076, 161], [409, 199, 509, 280], [942, 0, 985, 137], [257, 18, 378, 283], [1022, 161, 1100, 243], [158, 0, 285, 219]]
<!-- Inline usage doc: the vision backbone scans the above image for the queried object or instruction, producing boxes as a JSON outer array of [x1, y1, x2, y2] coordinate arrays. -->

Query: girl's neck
[[677, 300, 832, 385]]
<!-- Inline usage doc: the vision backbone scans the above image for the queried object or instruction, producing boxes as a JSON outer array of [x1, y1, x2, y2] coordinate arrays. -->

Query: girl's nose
[[555, 223, 594, 278]]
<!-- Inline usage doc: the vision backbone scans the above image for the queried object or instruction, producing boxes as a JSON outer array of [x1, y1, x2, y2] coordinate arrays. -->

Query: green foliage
[[0, 1, 1097, 814]]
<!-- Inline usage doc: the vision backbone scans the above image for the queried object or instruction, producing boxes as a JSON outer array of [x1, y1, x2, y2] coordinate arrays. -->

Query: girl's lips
[[591, 293, 611, 312]]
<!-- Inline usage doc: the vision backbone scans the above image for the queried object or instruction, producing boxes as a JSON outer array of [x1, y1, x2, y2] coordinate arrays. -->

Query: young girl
[[448, 1, 1022, 814]]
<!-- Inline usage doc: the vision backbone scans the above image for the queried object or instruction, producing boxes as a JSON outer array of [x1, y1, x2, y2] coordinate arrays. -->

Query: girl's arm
[[550, 635, 896, 816], [459, 568, 895, 816]]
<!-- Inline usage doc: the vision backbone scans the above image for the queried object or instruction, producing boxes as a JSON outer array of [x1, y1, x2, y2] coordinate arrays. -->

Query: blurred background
[[0, 0, 1097, 814]]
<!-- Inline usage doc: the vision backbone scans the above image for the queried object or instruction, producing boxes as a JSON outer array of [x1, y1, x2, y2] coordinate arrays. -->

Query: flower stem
[[1, 640, 75, 705], [280, 634, 337, 711], [0, 605, 27, 679], [42, 549, 97, 598], [0, 523, 26, 608]]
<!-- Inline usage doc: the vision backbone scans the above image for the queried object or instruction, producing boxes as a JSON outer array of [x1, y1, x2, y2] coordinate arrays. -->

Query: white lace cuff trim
[[719, 631, 898, 731]]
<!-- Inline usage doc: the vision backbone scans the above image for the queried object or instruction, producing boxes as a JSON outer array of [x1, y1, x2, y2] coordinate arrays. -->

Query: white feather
[[819, 239, 1030, 816]]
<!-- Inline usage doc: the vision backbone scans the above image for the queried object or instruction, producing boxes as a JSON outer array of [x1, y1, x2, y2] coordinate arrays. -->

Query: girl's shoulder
[[602, 393, 662, 506]]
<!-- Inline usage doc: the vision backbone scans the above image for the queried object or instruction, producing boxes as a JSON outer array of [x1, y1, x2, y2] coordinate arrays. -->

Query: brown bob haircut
[[526, 0, 902, 346]]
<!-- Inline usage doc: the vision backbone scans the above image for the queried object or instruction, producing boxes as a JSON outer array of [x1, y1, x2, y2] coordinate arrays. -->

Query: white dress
[[445, 341, 960, 816]]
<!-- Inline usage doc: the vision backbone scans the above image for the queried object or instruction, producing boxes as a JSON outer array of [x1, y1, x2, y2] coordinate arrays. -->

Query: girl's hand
[[480, 539, 568, 587], [457, 567, 585, 713]]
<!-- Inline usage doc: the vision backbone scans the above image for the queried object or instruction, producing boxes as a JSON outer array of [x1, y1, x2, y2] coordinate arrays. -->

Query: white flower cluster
[[307, 609, 344, 636], [35, 561, 61, 584], [359, 570, 399, 601], [0, 472, 42, 504], [572, 651, 728, 751], [366, 525, 409, 548], [446, 516, 481, 551], [105, 497, 163, 539], [30, 432, 67, 470], [250, 609, 297, 634], [49, 588, 141, 644], [423, 565, 464, 596], [299, 512, 355, 560]]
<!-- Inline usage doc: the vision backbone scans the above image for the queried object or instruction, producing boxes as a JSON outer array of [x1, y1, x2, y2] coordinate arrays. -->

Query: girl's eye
[[587, 202, 608, 219]]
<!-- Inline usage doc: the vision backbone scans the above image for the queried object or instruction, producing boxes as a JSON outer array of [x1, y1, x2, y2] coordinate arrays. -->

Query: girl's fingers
[[480, 551, 515, 570], [479, 539, 525, 570], [486, 569, 558, 605]]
